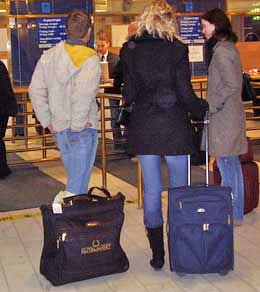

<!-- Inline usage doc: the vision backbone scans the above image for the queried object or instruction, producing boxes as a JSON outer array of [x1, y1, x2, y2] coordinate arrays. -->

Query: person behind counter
[[120, 0, 208, 270], [96, 30, 126, 150], [201, 8, 248, 225], [0, 61, 17, 179], [29, 10, 101, 201]]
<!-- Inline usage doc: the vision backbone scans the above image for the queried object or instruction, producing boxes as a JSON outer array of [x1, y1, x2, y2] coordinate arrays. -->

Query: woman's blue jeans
[[54, 128, 98, 195], [138, 155, 188, 228], [216, 156, 244, 222]]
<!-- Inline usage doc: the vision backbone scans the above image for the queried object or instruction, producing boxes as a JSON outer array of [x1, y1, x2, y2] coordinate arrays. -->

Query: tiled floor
[[1, 151, 260, 292]]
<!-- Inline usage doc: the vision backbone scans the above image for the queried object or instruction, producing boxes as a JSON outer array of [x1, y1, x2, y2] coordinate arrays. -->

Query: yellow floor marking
[[0, 212, 41, 222], [0, 193, 164, 222]]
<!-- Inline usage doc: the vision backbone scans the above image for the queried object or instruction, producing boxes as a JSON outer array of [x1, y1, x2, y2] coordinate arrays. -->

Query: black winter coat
[[0, 61, 17, 117], [120, 34, 208, 155], [105, 52, 122, 94]]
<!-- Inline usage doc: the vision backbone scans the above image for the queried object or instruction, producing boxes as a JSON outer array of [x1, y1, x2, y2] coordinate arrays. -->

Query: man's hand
[[85, 122, 93, 128]]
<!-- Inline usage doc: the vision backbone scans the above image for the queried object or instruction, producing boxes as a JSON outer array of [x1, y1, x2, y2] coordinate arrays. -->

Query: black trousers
[[0, 115, 9, 170]]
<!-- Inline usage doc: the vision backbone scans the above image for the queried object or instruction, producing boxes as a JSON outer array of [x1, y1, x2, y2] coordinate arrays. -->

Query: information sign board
[[178, 16, 204, 44], [37, 17, 67, 49]]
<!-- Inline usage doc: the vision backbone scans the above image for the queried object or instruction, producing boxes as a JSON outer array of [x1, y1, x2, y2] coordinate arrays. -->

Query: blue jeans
[[138, 155, 188, 228], [216, 156, 244, 222], [54, 128, 98, 194], [15, 103, 25, 136]]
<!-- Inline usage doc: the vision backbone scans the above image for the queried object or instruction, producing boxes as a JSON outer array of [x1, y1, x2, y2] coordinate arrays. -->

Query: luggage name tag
[[52, 203, 63, 214]]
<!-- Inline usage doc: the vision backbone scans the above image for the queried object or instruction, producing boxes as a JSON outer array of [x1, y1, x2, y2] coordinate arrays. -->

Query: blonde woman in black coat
[[120, 0, 208, 270], [0, 61, 17, 178]]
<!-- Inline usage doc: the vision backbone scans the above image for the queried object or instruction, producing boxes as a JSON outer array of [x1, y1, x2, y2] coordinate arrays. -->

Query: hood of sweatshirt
[[41, 41, 97, 85]]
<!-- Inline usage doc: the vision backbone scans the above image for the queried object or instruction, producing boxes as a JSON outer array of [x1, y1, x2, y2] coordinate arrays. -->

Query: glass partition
[[1, 0, 260, 87]]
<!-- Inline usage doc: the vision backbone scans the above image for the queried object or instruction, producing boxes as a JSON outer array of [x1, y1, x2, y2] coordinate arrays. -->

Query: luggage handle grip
[[189, 112, 209, 186], [63, 187, 112, 205], [87, 187, 112, 199]]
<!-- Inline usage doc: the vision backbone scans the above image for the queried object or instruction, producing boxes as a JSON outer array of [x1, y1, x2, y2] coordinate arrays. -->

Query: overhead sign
[[178, 16, 204, 44], [37, 17, 67, 49]]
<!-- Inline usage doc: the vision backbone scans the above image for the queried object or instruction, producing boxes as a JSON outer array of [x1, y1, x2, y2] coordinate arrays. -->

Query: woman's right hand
[[190, 98, 209, 121]]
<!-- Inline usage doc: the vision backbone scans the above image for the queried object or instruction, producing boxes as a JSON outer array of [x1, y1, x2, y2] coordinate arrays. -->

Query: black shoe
[[0, 167, 11, 179], [146, 226, 165, 270], [15, 132, 25, 137], [114, 144, 126, 151]]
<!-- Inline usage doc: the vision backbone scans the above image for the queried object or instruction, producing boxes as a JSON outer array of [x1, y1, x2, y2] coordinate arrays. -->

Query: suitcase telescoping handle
[[188, 111, 209, 186]]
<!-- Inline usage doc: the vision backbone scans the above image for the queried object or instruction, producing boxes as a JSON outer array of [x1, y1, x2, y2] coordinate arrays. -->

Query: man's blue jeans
[[54, 128, 98, 194], [216, 156, 244, 222], [15, 103, 25, 136], [138, 155, 188, 228]]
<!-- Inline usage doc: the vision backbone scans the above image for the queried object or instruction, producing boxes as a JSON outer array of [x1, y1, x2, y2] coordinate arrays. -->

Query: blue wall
[[167, 0, 226, 12], [10, 0, 93, 87], [10, 0, 93, 15]]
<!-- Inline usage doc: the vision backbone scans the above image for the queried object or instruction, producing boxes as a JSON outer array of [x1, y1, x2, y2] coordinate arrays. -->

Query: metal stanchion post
[[100, 96, 107, 189], [137, 159, 143, 209]]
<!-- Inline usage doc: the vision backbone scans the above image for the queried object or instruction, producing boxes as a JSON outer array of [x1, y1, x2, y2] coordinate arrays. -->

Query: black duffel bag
[[40, 187, 129, 286]]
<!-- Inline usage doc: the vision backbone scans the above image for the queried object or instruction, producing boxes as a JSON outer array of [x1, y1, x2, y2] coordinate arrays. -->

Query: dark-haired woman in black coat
[[0, 60, 17, 178]]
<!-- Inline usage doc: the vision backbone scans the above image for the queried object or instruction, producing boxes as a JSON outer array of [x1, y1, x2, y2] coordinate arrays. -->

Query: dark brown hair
[[201, 8, 238, 43], [66, 10, 91, 40]]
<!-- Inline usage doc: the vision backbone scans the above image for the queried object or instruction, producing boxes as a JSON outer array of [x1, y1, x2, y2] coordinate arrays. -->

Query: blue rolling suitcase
[[167, 117, 234, 275]]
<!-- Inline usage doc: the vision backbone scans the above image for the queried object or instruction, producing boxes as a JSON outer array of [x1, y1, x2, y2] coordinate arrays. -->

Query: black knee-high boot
[[146, 226, 165, 270]]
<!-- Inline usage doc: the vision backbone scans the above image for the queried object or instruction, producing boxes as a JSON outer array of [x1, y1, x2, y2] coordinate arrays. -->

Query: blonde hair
[[136, 0, 180, 42]]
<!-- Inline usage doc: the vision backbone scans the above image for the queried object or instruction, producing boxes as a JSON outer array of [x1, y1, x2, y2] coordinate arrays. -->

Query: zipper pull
[[57, 235, 62, 249], [203, 223, 209, 231], [179, 201, 183, 209], [57, 233, 67, 249], [227, 215, 231, 225], [62, 233, 67, 241]]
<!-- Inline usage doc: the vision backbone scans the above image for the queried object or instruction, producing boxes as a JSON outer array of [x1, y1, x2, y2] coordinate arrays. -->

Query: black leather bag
[[242, 73, 255, 101], [116, 104, 132, 126], [40, 187, 129, 286]]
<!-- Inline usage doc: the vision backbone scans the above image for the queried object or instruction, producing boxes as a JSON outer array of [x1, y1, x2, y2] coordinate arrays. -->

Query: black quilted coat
[[120, 33, 208, 155], [0, 60, 17, 117]]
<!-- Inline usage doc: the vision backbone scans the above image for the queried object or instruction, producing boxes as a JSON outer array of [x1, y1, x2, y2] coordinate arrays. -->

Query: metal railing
[[6, 78, 260, 207]]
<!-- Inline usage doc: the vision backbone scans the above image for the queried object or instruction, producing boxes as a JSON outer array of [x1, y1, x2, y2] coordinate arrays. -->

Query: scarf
[[205, 36, 219, 67]]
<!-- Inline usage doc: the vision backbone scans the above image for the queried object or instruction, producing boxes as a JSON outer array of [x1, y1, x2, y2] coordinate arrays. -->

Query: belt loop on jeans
[[64, 129, 72, 151]]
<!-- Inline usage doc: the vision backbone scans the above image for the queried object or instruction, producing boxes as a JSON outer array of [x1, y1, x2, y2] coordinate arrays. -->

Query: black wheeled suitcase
[[168, 117, 234, 275], [40, 187, 129, 286]]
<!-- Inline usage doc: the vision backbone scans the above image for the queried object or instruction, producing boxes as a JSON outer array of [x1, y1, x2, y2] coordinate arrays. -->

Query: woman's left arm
[[120, 45, 135, 105]]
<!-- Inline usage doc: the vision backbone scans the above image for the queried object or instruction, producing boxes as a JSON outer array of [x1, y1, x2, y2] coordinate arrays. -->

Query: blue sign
[[41, 2, 51, 13], [37, 17, 67, 49], [167, 0, 226, 12], [178, 16, 204, 44]]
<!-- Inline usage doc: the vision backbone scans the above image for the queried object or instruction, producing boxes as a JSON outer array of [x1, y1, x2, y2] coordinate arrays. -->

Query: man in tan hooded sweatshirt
[[29, 10, 101, 198]]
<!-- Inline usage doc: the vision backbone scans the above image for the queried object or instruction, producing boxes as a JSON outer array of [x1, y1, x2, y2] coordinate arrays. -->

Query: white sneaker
[[53, 190, 75, 204]]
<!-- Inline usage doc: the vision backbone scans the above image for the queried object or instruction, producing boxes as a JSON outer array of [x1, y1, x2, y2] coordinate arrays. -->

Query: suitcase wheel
[[219, 270, 229, 276], [176, 272, 186, 277]]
